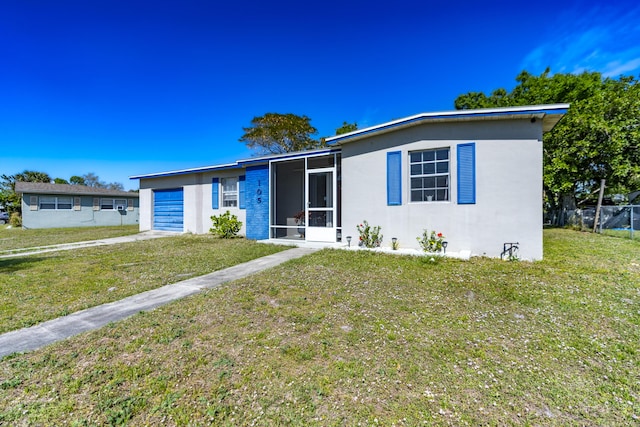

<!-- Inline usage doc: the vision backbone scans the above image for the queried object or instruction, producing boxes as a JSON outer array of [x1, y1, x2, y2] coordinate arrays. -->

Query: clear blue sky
[[2, 0, 639, 190]]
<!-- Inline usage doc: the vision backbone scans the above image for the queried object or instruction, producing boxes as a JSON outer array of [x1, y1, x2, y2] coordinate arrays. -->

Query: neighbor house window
[[221, 177, 238, 207], [39, 196, 56, 210], [101, 199, 114, 210], [410, 148, 450, 202], [57, 197, 72, 210], [100, 199, 126, 210], [39, 196, 73, 210]]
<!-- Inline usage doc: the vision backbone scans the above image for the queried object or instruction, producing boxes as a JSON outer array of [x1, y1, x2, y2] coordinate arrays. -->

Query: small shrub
[[9, 213, 22, 227], [210, 211, 242, 238], [417, 230, 445, 253], [356, 220, 383, 248]]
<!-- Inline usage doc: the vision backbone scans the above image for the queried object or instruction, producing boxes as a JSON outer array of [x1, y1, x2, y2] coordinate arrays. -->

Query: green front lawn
[[0, 229, 638, 425], [0, 225, 140, 251], [0, 235, 288, 333]]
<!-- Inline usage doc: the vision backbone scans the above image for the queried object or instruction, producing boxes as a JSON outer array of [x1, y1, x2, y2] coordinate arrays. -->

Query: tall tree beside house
[[454, 69, 640, 221], [239, 113, 324, 154], [0, 170, 52, 213], [335, 121, 358, 135]]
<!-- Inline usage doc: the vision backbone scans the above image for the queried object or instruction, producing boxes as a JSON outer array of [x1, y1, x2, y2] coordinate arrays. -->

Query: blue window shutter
[[387, 151, 402, 206], [457, 143, 476, 204], [212, 177, 219, 209], [239, 175, 246, 209]]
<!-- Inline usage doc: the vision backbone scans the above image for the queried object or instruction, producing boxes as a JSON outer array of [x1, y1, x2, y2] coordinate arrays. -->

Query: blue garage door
[[153, 188, 184, 231]]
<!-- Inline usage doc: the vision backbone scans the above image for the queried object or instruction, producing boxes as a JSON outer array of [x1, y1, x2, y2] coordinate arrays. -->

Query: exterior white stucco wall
[[340, 119, 545, 260], [138, 169, 247, 235]]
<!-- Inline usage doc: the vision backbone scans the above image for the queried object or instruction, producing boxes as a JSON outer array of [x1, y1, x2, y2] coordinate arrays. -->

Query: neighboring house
[[15, 182, 140, 229], [131, 104, 568, 260]]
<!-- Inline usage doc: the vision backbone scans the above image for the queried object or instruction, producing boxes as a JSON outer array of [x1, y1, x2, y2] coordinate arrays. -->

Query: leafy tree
[[454, 69, 640, 219], [54, 178, 69, 184], [239, 113, 323, 154], [82, 172, 106, 188], [0, 170, 52, 213], [70, 175, 86, 185], [335, 121, 358, 135]]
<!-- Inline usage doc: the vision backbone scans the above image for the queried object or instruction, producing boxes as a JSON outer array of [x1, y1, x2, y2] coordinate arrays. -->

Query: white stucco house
[[130, 104, 568, 260]]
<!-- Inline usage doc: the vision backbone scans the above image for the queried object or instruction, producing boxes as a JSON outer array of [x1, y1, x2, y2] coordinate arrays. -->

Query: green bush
[[210, 211, 242, 238], [9, 213, 22, 228]]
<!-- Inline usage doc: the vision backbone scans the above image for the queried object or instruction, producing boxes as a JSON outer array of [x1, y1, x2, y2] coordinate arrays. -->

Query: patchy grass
[[601, 228, 640, 242], [0, 229, 638, 425], [0, 235, 287, 333], [0, 225, 140, 251]]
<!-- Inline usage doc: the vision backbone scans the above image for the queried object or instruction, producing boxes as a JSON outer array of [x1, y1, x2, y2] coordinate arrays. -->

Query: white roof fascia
[[326, 104, 570, 145]]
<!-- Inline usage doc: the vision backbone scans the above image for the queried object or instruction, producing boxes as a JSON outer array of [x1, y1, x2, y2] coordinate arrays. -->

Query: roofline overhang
[[130, 147, 341, 180], [326, 104, 570, 145]]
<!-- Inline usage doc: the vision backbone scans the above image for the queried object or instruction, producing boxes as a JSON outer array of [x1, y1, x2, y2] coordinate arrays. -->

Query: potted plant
[[294, 210, 305, 237]]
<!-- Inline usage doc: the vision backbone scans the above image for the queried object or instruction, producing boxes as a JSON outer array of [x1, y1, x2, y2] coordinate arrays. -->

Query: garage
[[153, 188, 183, 231]]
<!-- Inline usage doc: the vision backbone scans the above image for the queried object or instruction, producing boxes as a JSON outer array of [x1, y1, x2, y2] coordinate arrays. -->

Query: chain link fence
[[564, 205, 640, 240]]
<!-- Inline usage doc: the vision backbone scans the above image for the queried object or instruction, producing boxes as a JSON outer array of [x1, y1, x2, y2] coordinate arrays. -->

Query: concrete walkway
[[0, 246, 319, 358], [0, 230, 177, 259]]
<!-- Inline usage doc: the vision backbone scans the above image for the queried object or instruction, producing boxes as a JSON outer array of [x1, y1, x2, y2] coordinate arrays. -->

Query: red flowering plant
[[356, 220, 383, 248], [293, 210, 305, 224], [417, 230, 446, 253]]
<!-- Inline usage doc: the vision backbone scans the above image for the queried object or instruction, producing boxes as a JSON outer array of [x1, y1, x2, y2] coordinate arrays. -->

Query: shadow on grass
[[0, 257, 50, 273]]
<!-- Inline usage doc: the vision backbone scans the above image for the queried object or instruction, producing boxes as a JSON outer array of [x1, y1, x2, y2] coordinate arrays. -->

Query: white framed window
[[100, 198, 127, 210], [100, 198, 114, 210], [39, 196, 56, 210], [57, 197, 72, 210], [221, 177, 238, 207], [410, 148, 450, 202], [39, 196, 73, 210]]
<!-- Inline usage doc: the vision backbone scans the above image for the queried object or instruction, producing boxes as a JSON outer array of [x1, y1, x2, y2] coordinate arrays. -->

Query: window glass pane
[[101, 199, 114, 210], [307, 155, 334, 169], [40, 197, 56, 209], [436, 149, 449, 160], [222, 177, 237, 192], [221, 177, 238, 207], [223, 197, 237, 207], [409, 148, 450, 202], [58, 197, 72, 210], [436, 162, 449, 173], [424, 177, 435, 188]]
